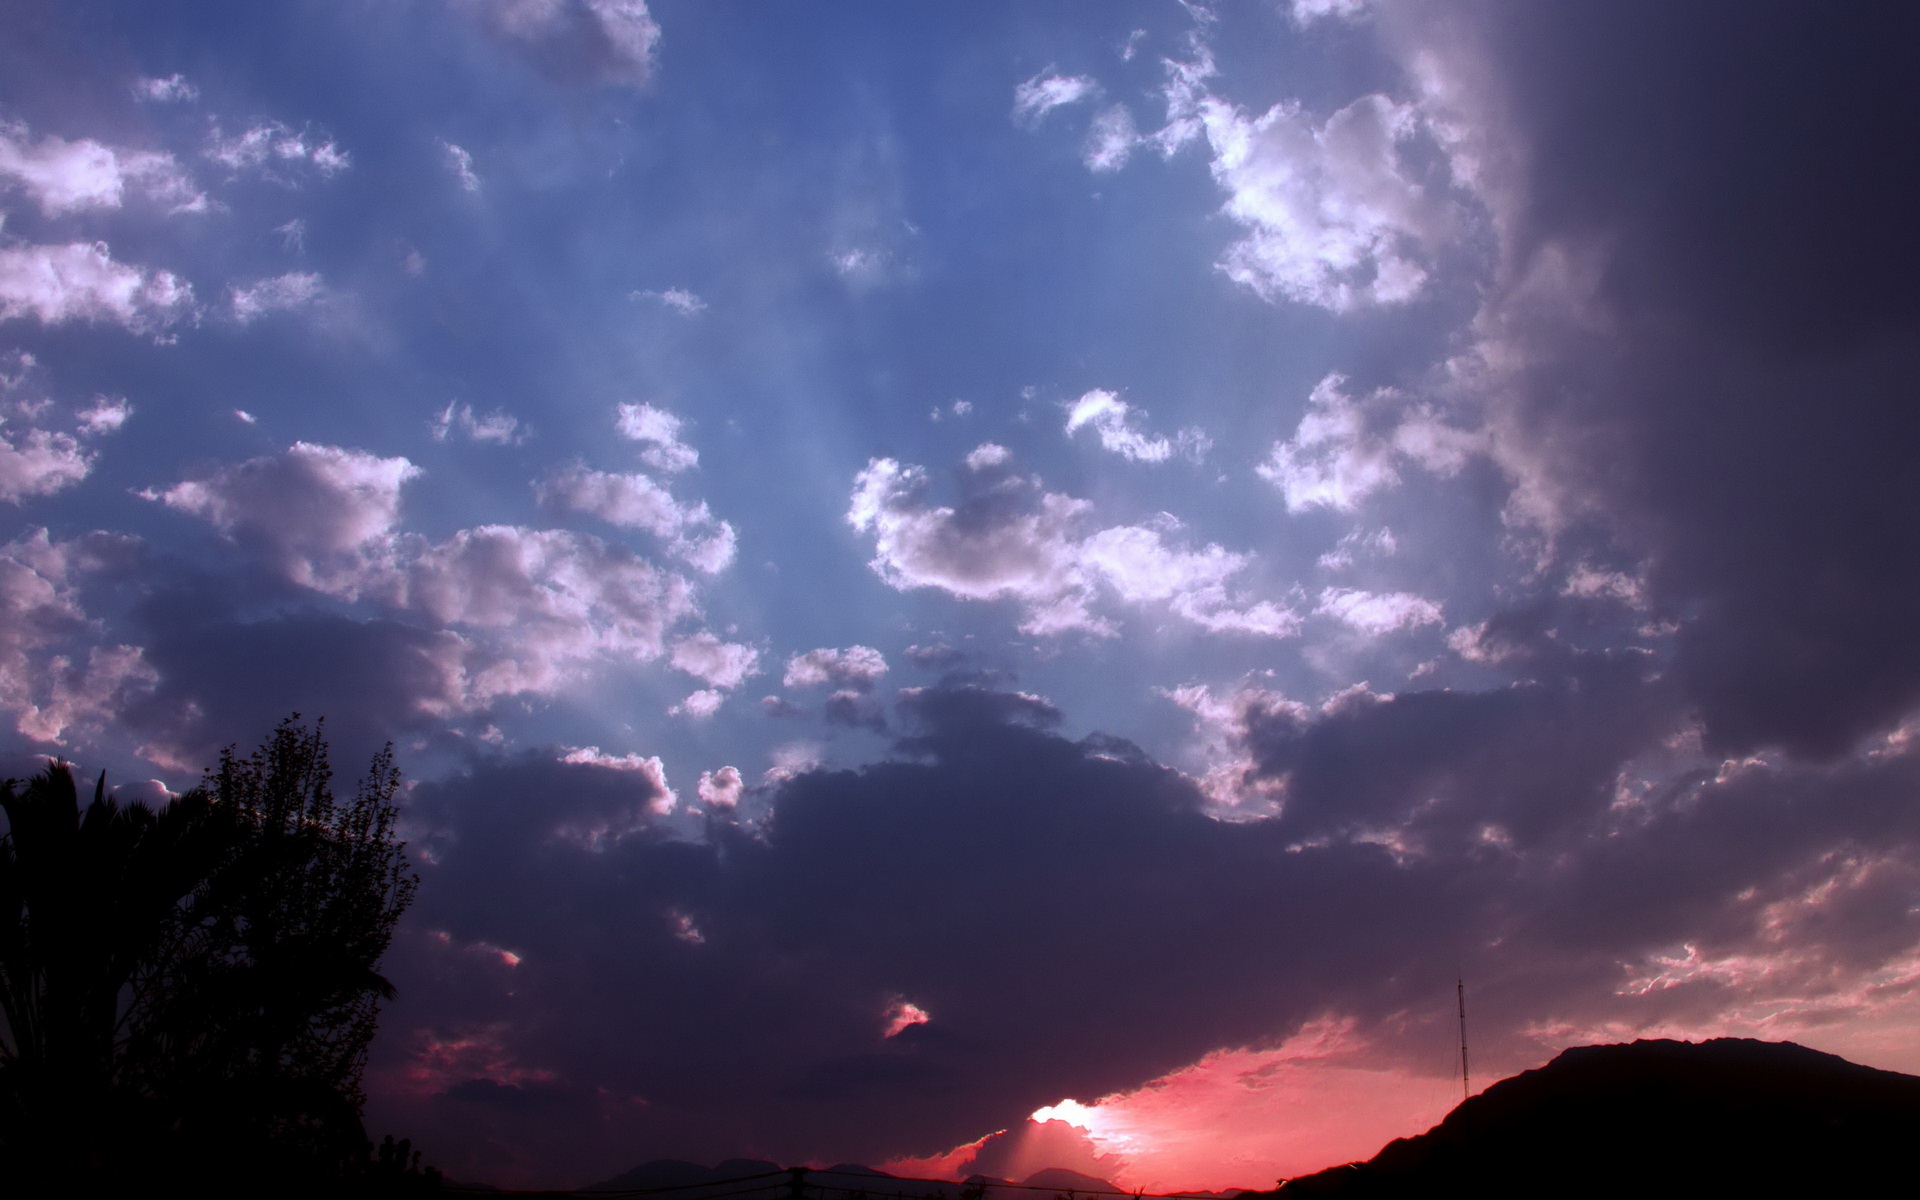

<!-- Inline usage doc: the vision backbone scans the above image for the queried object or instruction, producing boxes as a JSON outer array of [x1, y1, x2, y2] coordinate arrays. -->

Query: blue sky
[[9, 0, 1920, 1190]]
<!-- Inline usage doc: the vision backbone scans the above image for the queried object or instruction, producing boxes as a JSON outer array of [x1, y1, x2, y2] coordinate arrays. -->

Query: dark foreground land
[[524, 1038, 1920, 1200], [1265, 1037, 1920, 1199]]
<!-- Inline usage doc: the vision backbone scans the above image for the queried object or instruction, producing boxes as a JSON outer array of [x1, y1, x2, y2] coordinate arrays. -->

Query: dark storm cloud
[[1406, 0, 1920, 759], [370, 680, 1920, 1185]]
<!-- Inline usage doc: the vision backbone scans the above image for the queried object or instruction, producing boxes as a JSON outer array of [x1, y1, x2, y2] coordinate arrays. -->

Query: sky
[[6, 0, 1920, 1189]]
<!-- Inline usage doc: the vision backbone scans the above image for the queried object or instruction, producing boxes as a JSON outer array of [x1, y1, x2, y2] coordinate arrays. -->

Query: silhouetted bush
[[0, 719, 429, 1195]]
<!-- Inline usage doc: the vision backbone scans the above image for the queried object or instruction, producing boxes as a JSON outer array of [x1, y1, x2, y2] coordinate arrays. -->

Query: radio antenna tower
[[1456, 977, 1471, 1102]]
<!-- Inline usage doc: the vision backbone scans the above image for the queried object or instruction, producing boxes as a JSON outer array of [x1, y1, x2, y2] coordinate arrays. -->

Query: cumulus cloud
[[1257, 374, 1480, 511], [847, 450, 1294, 638], [432, 401, 525, 446], [1153, 44, 1454, 311], [206, 120, 349, 178], [784, 646, 888, 691], [0, 241, 194, 331], [1063, 389, 1208, 463], [151, 442, 418, 588], [0, 122, 205, 214], [535, 463, 735, 573], [1013, 73, 1098, 124], [229, 271, 327, 323], [442, 140, 481, 191], [371, 675, 1920, 1184], [696, 765, 743, 808], [1372, 1, 1920, 759], [0, 528, 152, 744], [614, 402, 698, 473], [459, 0, 661, 88], [1315, 587, 1444, 635], [133, 74, 199, 103], [669, 632, 759, 691], [0, 356, 134, 502], [150, 442, 721, 716]]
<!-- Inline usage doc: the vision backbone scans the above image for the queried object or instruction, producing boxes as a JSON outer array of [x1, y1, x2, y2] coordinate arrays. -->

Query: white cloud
[[1084, 105, 1140, 173], [0, 242, 194, 331], [848, 453, 1296, 639], [0, 528, 154, 744], [0, 427, 90, 503], [614, 402, 698, 473], [1257, 374, 1481, 511], [671, 688, 724, 719], [0, 122, 205, 215], [632, 287, 706, 315], [670, 631, 760, 690], [1316, 586, 1444, 634], [229, 271, 326, 323], [1151, 41, 1452, 311], [1063, 389, 1208, 464], [463, 0, 661, 87], [963, 442, 1010, 471], [558, 745, 676, 814], [77, 396, 132, 435], [764, 739, 823, 784], [134, 74, 199, 103], [783, 646, 888, 690], [1014, 73, 1099, 124], [442, 140, 480, 191], [535, 463, 736, 573], [150, 442, 714, 712], [696, 765, 743, 807], [149, 441, 418, 588], [206, 120, 349, 178], [432, 400, 525, 445], [1288, 0, 1368, 24]]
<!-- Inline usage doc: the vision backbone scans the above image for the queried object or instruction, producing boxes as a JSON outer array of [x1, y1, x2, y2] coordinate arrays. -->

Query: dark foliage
[[1268, 1038, 1920, 1199], [0, 719, 430, 1194]]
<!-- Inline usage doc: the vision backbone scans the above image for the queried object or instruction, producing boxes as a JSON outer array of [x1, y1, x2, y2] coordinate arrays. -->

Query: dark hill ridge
[[583, 1160, 1161, 1200], [1269, 1037, 1920, 1198]]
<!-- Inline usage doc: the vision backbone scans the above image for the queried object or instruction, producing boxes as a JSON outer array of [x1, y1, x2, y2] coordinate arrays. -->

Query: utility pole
[[1456, 977, 1471, 1102], [788, 1166, 809, 1200]]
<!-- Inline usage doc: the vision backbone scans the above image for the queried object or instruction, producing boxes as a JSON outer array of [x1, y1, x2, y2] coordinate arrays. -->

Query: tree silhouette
[[0, 719, 421, 1193]]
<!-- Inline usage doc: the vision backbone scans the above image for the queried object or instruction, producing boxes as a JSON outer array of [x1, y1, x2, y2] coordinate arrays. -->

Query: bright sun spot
[[1030, 1098, 1098, 1130]]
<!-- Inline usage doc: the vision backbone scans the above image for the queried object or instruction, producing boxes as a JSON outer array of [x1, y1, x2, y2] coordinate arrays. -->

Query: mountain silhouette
[[583, 1160, 1133, 1200], [1266, 1037, 1920, 1198]]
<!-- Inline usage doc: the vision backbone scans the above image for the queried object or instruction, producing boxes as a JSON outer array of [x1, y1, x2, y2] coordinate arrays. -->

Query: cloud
[[229, 271, 328, 323], [1063, 390, 1207, 464], [1083, 106, 1140, 173], [369, 677, 1920, 1185], [151, 442, 418, 588], [0, 122, 205, 215], [631, 288, 706, 315], [535, 463, 736, 574], [206, 120, 349, 178], [0, 241, 194, 331], [0, 427, 90, 504], [442, 140, 481, 191], [1155, 48, 1455, 310], [848, 450, 1295, 639], [697, 765, 743, 808], [0, 528, 152, 744], [614, 402, 698, 473], [1371, 1, 1920, 760], [459, 0, 661, 88], [133, 74, 199, 103], [432, 401, 526, 446], [1013, 73, 1099, 125], [1256, 374, 1480, 511], [150, 442, 723, 720], [784, 646, 888, 691], [1315, 587, 1444, 635], [669, 632, 760, 691]]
